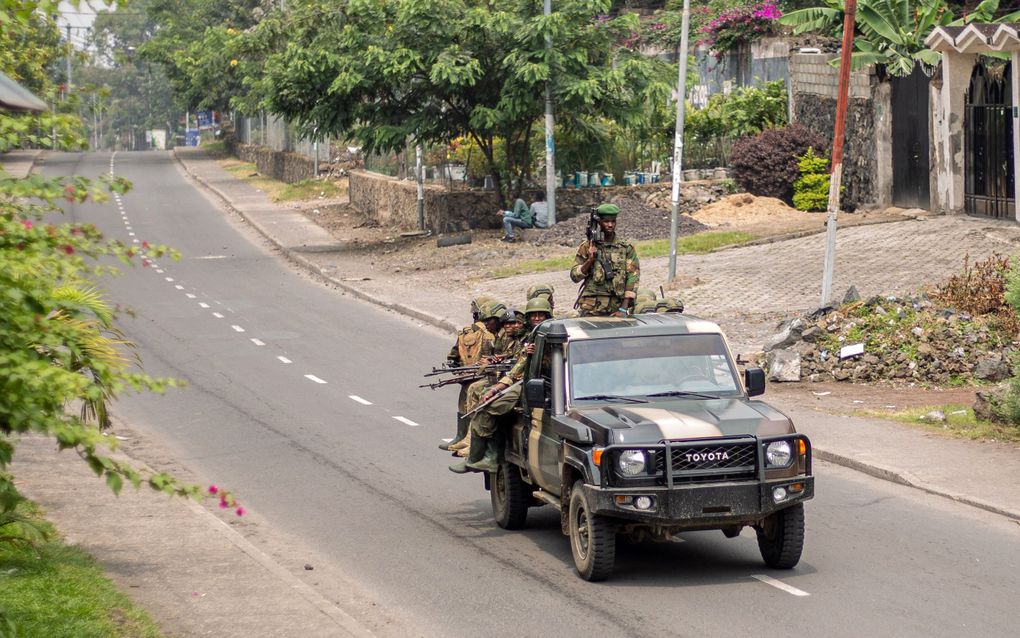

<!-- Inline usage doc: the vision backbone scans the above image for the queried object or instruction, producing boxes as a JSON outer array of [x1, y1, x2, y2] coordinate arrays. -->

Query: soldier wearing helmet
[[450, 298, 552, 474], [439, 297, 500, 451], [526, 283, 555, 311], [451, 307, 526, 457], [570, 203, 640, 317]]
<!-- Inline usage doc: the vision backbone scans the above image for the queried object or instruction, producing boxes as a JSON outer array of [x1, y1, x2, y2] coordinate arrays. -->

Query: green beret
[[596, 203, 620, 218]]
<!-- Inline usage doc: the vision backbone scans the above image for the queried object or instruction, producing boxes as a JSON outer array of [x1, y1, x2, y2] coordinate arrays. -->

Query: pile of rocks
[[763, 293, 1014, 385]]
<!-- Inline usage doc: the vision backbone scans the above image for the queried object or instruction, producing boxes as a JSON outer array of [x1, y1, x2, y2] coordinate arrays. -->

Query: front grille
[[654, 442, 758, 483]]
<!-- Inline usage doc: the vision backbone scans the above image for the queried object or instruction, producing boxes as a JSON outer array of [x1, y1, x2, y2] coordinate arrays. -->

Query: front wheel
[[755, 503, 805, 569], [568, 480, 615, 581], [491, 461, 528, 530]]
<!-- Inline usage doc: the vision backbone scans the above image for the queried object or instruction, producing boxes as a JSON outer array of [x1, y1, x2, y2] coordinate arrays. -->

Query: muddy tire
[[568, 480, 615, 581], [755, 503, 805, 569], [491, 461, 528, 530]]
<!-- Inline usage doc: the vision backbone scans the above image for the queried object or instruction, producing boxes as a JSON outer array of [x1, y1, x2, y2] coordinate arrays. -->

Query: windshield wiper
[[574, 394, 648, 403], [645, 390, 721, 400]]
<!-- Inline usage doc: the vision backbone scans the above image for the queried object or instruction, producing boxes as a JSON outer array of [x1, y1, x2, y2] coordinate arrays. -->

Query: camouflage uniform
[[447, 320, 496, 413], [569, 238, 640, 316]]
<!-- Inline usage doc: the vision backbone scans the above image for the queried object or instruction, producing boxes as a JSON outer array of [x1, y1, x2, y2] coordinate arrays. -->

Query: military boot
[[450, 430, 471, 454], [465, 437, 498, 473], [449, 435, 487, 474], [439, 412, 469, 451]]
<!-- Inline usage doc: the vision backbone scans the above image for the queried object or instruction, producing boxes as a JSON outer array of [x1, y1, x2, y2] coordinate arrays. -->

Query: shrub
[[792, 146, 831, 211], [729, 124, 828, 202]]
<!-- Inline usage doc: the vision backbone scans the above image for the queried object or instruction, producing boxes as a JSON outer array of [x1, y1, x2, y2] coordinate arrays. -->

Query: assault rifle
[[574, 202, 616, 309], [423, 360, 513, 377], [419, 373, 487, 390]]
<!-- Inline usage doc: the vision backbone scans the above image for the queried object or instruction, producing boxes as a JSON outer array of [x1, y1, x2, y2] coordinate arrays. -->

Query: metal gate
[[965, 62, 1015, 218], [891, 65, 931, 209]]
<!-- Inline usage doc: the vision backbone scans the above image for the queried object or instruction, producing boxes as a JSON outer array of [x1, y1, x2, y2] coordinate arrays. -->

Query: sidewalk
[[174, 147, 1020, 521], [0, 149, 42, 178]]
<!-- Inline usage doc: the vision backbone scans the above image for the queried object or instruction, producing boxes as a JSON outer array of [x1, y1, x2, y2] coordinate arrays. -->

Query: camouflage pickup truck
[[483, 314, 814, 581]]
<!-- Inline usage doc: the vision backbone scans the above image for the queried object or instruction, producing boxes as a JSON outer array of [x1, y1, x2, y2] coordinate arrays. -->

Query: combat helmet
[[525, 297, 553, 316], [636, 288, 658, 303], [471, 295, 497, 321], [634, 300, 658, 314], [501, 308, 525, 324], [654, 299, 671, 314], [480, 299, 508, 321], [527, 283, 555, 301], [665, 297, 685, 313]]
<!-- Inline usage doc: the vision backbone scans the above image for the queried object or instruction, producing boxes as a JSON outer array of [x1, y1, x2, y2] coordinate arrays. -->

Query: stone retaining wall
[[349, 170, 721, 233], [225, 137, 316, 183]]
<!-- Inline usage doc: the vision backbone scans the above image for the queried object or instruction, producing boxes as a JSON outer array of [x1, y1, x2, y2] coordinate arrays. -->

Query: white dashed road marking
[[250, 338, 265, 346], [231, 325, 245, 333], [199, 302, 210, 308], [751, 575, 810, 597], [304, 374, 327, 384], [348, 395, 373, 406], [277, 356, 292, 364], [165, 277, 174, 282], [175, 285, 183, 290], [212, 312, 224, 318], [156, 269, 164, 273], [393, 416, 420, 427], [186, 293, 196, 299]]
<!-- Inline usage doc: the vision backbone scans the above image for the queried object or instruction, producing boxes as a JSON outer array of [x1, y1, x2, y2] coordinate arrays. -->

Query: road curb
[[172, 149, 460, 336], [174, 149, 1020, 523], [813, 448, 1020, 521]]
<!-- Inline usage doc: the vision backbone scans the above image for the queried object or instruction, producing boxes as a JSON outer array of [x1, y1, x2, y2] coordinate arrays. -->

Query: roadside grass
[[0, 502, 163, 638], [857, 403, 1020, 442], [200, 140, 228, 157], [218, 160, 345, 203], [488, 230, 757, 279]]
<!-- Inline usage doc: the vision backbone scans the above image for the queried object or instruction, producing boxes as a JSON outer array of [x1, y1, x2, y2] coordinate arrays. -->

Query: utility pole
[[544, 0, 557, 225], [667, 0, 691, 283], [415, 139, 425, 230], [820, 0, 858, 306], [65, 25, 73, 97]]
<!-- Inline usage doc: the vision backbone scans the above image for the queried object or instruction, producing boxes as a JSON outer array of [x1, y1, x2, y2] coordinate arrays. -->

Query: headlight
[[617, 450, 647, 476], [766, 441, 793, 467]]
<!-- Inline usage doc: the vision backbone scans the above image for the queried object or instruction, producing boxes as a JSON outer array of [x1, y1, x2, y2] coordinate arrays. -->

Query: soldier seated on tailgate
[[569, 203, 640, 317], [439, 297, 503, 451]]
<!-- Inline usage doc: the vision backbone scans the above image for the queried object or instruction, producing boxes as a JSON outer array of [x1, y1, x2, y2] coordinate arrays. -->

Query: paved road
[[43, 151, 1020, 637]]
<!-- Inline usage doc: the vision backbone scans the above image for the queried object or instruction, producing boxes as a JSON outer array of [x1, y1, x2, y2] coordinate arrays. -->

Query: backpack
[[457, 324, 488, 365]]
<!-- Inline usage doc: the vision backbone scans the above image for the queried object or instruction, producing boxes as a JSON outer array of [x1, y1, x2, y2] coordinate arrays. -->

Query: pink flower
[[235, 506, 246, 517], [141, 240, 150, 250], [219, 498, 229, 509], [21, 219, 33, 230], [62, 245, 75, 255], [208, 485, 219, 495]]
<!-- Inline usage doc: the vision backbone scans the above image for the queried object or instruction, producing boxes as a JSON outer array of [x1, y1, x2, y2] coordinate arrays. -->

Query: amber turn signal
[[592, 448, 604, 466], [798, 439, 807, 455]]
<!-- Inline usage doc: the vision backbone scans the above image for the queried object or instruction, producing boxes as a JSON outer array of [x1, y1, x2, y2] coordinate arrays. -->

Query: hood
[[568, 398, 793, 443]]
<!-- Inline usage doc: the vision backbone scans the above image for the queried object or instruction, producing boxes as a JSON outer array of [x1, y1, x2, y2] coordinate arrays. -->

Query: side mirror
[[524, 378, 547, 406], [744, 367, 766, 397]]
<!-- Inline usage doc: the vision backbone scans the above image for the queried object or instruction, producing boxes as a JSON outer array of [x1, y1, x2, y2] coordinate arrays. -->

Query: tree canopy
[[224, 0, 670, 199]]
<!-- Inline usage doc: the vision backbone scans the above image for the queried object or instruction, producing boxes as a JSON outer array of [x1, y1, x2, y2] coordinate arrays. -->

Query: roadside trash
[[812, 391, 831, 396], [839, 343, 864, 359]]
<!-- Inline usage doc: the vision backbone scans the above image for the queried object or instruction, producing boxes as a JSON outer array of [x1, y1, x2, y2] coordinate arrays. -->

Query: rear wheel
[[491, 461, 528, 530], [755, 503, 805, 569], [568, 480, 615, 581]]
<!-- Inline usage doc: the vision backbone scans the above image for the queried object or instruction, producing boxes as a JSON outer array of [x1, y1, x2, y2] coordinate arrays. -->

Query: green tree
[[231, 0, 670, 203], [139, 0, 261, 111]]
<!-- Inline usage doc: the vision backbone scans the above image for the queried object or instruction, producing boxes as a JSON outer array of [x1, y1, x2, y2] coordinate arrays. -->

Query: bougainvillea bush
[[700, 1, 783, 56]]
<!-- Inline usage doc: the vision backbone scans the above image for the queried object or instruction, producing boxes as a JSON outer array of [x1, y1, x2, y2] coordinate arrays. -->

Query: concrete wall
[[931, 53, 977, 214]]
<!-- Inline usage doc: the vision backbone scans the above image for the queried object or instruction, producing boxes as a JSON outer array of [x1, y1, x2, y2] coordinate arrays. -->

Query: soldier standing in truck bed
[[569, 204, 640, 317]]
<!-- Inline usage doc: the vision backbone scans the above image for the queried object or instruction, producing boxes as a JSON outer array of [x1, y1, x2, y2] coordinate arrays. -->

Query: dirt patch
[[534, 194, 709, 245], [691, 193, 911, 237]]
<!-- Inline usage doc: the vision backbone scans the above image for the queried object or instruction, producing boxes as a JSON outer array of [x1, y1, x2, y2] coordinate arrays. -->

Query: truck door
[[527, 339, 562, 493]]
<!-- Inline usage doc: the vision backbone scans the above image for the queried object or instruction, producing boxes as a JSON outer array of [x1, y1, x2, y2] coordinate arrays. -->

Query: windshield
[[568, 334, 741, 401]]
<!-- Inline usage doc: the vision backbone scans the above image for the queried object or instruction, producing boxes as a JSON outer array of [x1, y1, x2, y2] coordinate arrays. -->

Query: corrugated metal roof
[[0, 70, 49, 112]]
